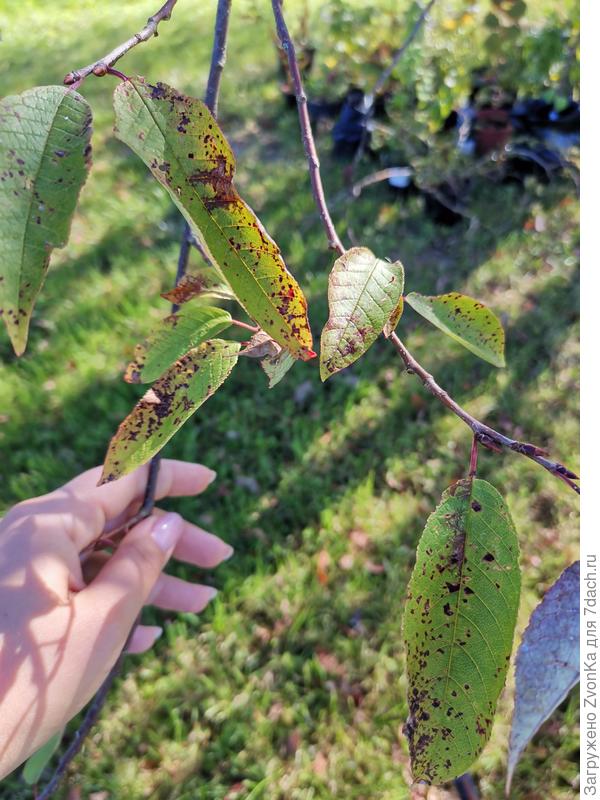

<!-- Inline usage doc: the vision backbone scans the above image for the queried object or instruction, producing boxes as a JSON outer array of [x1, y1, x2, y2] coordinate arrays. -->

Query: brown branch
[[35, 617, 140, 800], [38, 3, 234, 796], [271, 0, 345, 256], [389, 333, 579, 493], [270, 0, 579, 495], [64, 0, 179, 85]]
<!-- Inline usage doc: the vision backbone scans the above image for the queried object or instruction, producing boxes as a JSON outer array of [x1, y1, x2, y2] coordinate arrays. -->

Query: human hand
[[0, 460, 232, 779]]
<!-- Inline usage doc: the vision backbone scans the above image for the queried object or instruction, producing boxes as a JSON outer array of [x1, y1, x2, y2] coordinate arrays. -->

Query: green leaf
[[113, 78, 314, 361], [0, 86, 92, 355], [260, 347, 296, 388], [22, 729, 64, 785], [124, 306, 232, 383], [405, 292, 505, 367], [403, 478, 520, 784], [101, 339, 240, 483], [320, 247, 404, 380]]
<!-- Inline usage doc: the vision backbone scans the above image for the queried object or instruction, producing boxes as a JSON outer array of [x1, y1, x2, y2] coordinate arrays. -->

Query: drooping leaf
[[124, 306, 232, 383], [101, 339, 240, 483], [22, 728, 64, 785], [405, 292, 505, 367], [161, 268, 235, 305], [383, 296, 404, 337], [260, 347, 296, 387], [237, 329, 296, 387], [403, 478, 520, 784], [0, 86, 92, 355], [113, 78, 314, 360], [320, 247, 404, 380], [506, 561, 579, 792]]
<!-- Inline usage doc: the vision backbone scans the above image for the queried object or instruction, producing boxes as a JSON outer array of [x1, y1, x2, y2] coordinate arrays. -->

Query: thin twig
[[373, 0, 436, 98], [271, 0, 345, 255], [38, 4, 234, 797], [64, 0, 179, 85], [389, 333, 580, 493], [36, 618, 140, 800], [270, 0, 579, 495], [352, 0, 436, 169]]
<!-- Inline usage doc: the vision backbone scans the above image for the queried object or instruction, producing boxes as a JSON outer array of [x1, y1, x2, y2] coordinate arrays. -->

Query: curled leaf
[[403, 478, 520, 784], [0, 86, 92, 355], [101, 339, 240, 483], [320, 247, 404, 380], [124, 306, 232, 383], [405, 292, 505, 367], [161, 269, 235, 305], [113, 78, 313, 360], [506, 561, 580, 793]]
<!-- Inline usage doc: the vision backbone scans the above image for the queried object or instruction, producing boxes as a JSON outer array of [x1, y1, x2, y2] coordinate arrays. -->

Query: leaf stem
[[270, 0, 579, 495], [469, 435, 479, 478], [231, 319, 260, 333]]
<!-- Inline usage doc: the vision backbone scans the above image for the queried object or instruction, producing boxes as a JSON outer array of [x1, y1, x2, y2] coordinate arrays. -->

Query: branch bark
[[64, 0, 179, 86], [270, 0, 579, 495], [38, 3, 233, 796], [271, 0, 345, 255]]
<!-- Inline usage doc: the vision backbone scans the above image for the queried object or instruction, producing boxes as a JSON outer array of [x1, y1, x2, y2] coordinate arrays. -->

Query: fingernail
[[222, 544, 234, 561], [205, 469, 217, 485], [151, 512, 183, 553], [206, 587, 218, 601]]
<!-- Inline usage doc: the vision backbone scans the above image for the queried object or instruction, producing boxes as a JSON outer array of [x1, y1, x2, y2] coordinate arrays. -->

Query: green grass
[[0, 1, 579, 798]]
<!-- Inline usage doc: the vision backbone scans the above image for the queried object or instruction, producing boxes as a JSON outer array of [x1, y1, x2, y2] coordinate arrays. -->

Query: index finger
[[48, 460, 216, 551], [66, 459, 216, 523]]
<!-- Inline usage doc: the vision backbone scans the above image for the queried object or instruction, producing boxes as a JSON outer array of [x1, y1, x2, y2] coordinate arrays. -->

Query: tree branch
[[271, 0, 345, 256], [388, 333, 579, 492], [270, 0, 579, 495], [64, 0, 179, 85], [38, 3, 234, 796]]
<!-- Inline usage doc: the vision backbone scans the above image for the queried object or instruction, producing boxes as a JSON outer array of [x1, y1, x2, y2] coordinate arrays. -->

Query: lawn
[[0, 1, 579, 798]]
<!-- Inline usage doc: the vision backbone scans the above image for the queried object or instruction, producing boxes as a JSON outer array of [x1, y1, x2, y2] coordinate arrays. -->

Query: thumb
[[76, 512, 184, 658]]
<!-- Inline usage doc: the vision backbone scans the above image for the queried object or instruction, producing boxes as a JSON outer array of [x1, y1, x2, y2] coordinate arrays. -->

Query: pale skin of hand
[[0, 460, 233, 779]]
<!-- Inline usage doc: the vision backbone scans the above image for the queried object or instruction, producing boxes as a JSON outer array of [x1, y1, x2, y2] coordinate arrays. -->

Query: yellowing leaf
[[101, 339, 240, 483], [320, 247, 404, 380], [405, 292, 506, 367], [113, 78, 314, 360], [0, 86, 92, 355]]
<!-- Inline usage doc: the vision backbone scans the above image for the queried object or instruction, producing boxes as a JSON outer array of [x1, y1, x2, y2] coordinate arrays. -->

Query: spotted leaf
[[113, 78, 313, 360], [320, 247, 404, 380], [403, 478, 520, 784], [260, 347, 296, 388], [0, 86, 92, 355], [101, 339, 240, 483], [124, 305, 232, 383], [507, 561, 579, 792], [405, 292, 505, 367]]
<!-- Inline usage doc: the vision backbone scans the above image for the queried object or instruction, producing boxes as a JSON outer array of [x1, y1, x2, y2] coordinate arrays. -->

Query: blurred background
[[0, 0, 579, 797]]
